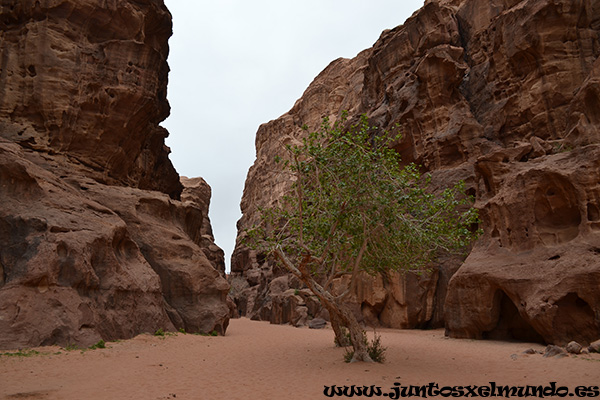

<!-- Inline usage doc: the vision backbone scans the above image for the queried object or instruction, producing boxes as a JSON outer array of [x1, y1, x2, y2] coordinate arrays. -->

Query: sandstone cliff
[[232, 0, 600, 345], [0, 0, 229, 349]]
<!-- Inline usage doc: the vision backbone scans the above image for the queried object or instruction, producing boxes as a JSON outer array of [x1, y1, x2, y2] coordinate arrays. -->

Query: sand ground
[[1, 318, 599, 399]]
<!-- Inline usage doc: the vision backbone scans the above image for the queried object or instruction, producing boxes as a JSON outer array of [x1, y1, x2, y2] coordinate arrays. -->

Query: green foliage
[[334, 326, 352, 347], [343, 347, 355, 362], [366, 334, 386, 363], [0, 349, 41, 357], [153, 328, 177, 339], [343, 332, 387, 363], [552, 141, 573, 154], [3, 342, 103, 358], [88, 340, 106, 350], [246, 112, 479, 362], [247, 112, 479, 280], [194, 330, 219, 337], [1, 349, 65, 358]]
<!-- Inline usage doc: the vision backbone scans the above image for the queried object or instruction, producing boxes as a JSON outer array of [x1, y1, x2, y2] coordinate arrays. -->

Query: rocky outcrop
[[0, 0, 181, 198], [443, 0, 600, 346], [232, 0, 600, 344], [0, 0, 229, 349], [181, 177, 226, 274], [445, 143, 600, 346]]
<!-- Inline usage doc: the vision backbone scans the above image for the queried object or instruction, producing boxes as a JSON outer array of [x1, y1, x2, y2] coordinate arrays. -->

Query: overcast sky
[[161, 1, 424, 272]]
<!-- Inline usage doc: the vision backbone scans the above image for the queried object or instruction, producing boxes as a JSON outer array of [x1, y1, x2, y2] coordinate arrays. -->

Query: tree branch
[[338, 214, 370, 300], [273, 247, 302, 279], [293, 153, 305, 248]]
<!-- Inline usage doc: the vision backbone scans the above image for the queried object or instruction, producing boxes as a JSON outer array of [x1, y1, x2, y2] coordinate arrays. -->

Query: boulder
[[566, 341, 583, 355], [543, 345, 567, 358], [589, 339, 600, 353], [309, 318, 328, 330]]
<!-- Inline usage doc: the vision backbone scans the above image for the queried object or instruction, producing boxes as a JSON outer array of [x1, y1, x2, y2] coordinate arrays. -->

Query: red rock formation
[[181, 177, 226, 274], [0, 0, 229, 349], [232, 0, 600, 344], [0, 0, 180, 197]]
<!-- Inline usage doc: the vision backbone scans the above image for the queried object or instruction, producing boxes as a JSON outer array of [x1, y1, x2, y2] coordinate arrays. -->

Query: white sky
[[162, 1, 424, 272]]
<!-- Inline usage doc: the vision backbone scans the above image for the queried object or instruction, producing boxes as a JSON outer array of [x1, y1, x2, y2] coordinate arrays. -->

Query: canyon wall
[[231, 0, 600, 344], [0, 0, 229, 349]]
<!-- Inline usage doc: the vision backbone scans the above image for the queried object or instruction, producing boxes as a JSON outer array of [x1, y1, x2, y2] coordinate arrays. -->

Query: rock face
[[0, 0, 229, 349], [181, 177, 226, 274], [232, 0, 600, 345], [0, 0, 180, 198]]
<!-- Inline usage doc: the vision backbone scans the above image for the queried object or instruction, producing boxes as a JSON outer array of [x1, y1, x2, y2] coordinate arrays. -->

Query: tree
[[247, 113, 479, 362]]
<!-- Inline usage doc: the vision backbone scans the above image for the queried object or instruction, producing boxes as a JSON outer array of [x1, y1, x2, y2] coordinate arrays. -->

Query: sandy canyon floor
[[1, 318, 599, 399]]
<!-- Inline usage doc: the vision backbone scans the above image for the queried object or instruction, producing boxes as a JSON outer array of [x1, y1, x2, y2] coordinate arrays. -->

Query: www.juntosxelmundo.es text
[[323, 382, 600, 398]]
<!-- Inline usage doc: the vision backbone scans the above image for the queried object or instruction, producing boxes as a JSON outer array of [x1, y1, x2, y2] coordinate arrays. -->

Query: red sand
[[1, 318, 599, 399]]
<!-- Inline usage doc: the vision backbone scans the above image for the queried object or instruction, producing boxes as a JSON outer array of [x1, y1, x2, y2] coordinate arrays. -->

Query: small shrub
[[194, 330, 219, 337], [154, 328, 165, 337], [334, 327, 352, 347], [367, 334, 386, 363], [343, 348, 355, 363], [88, 340, 106, 350], [178, 328, 186, 334], [552, 142, 574, 154], [343, 332, 387, 363], [0, 349, 41, 358]]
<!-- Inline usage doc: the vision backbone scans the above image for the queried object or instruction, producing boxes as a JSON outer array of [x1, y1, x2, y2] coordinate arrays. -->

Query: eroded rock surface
[[232, 0, 600, 344], [0, 0, 229, 349], [0, 0, 181, 197]]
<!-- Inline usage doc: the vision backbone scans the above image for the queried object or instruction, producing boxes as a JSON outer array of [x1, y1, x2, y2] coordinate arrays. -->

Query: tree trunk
[[334, 299, 372, 362], [273, 249, 373, 362], [327, 305, 350, 347], [302, 276, 372, 362]]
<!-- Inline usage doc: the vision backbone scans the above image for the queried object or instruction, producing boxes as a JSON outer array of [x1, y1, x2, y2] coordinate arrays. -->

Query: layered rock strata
[[0, 0, 181, 197], [0, 0, 229, 349], [232, 0, 600, 344]]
